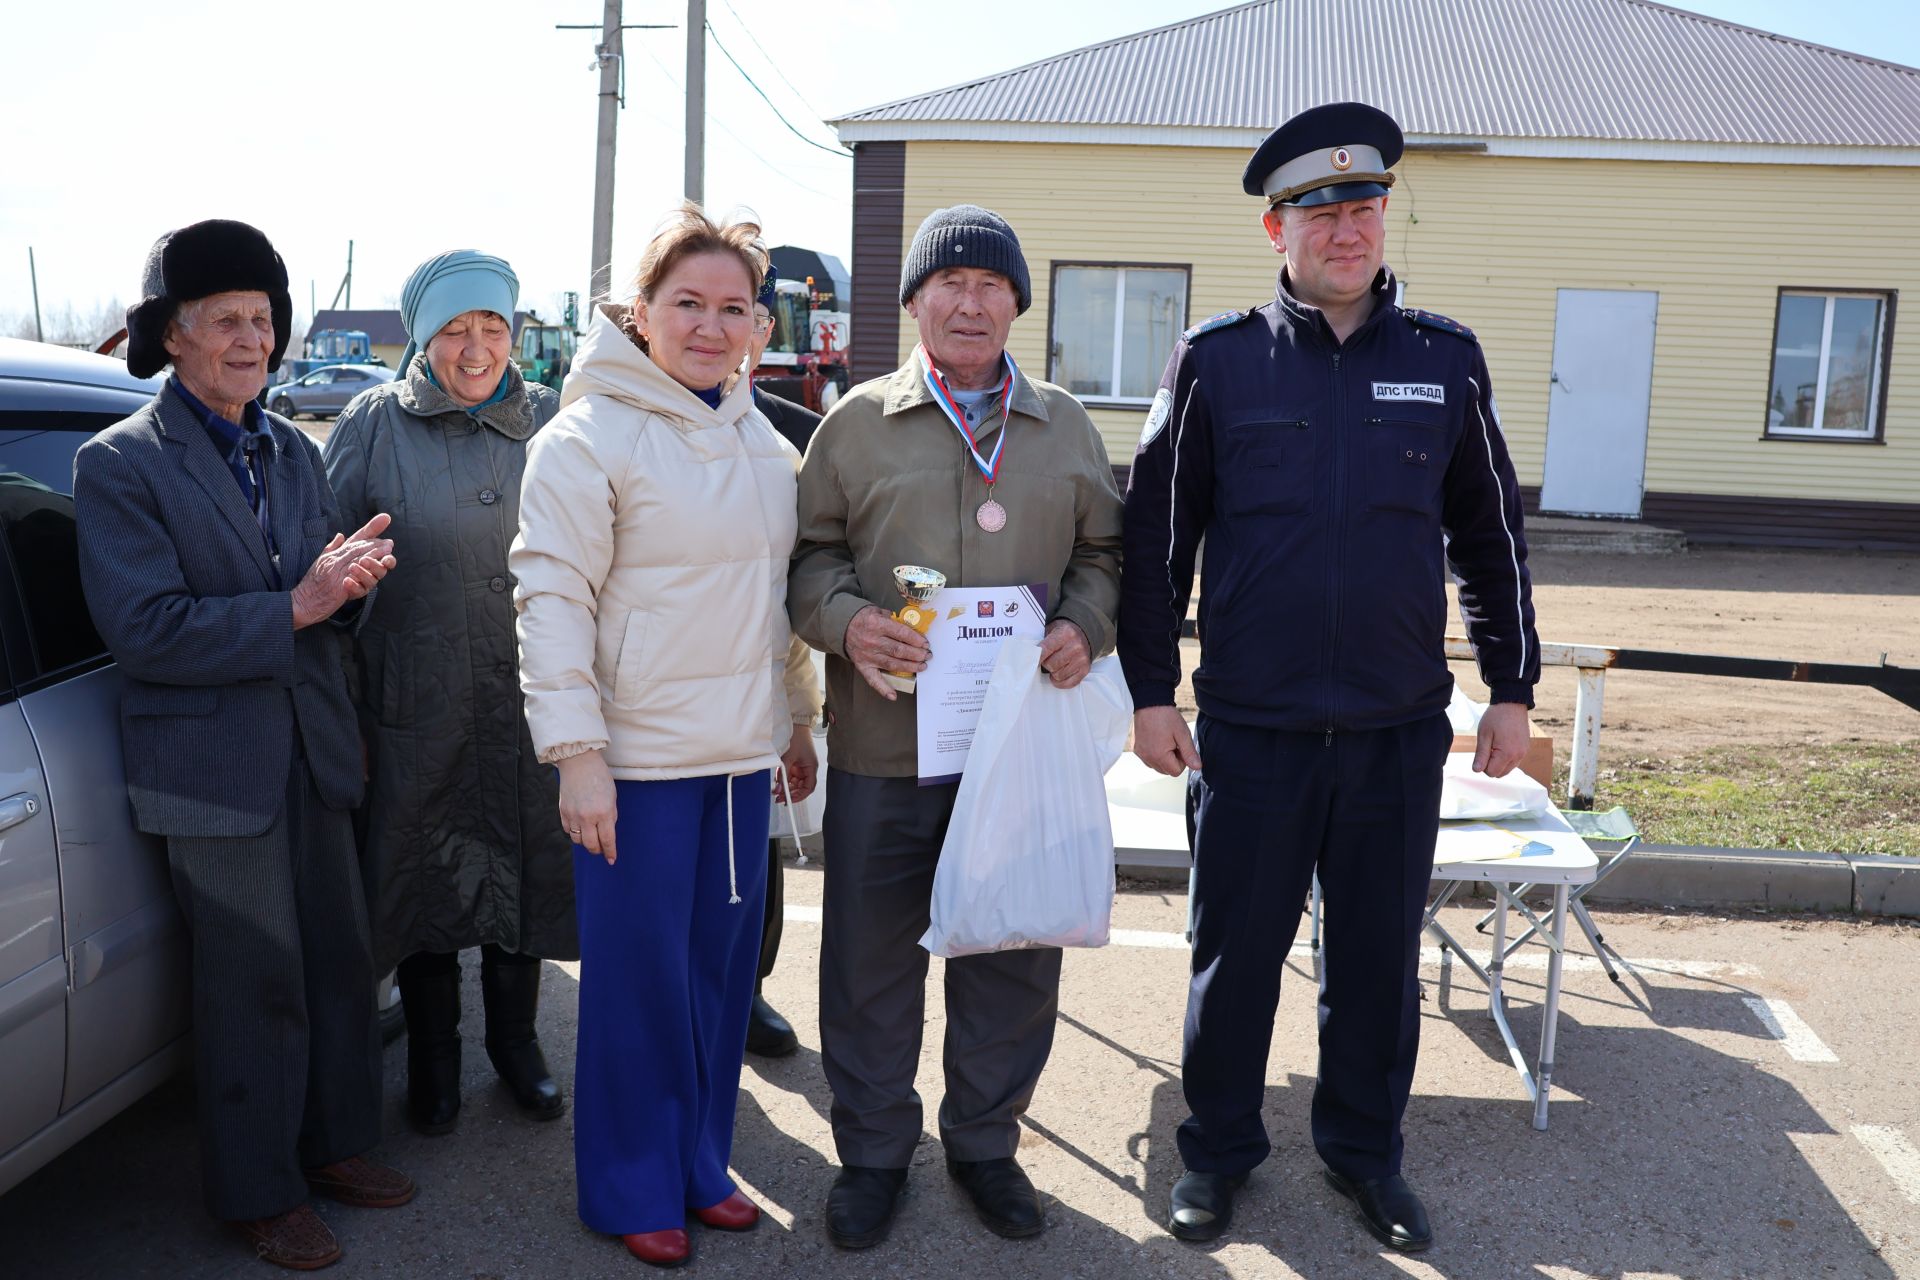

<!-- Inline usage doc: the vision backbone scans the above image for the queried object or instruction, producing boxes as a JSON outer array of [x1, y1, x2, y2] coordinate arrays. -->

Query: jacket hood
[[560, 303, 755, 434], [393, 352, 544, 440]]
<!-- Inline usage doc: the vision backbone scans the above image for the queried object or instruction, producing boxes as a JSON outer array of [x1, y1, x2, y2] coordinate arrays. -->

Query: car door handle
[[0, 791, 42, 833]]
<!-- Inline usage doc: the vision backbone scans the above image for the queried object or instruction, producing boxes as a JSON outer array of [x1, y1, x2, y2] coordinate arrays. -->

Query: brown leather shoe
[[304, 1156, 416, 1209], [237, 1204, 342, 1270]]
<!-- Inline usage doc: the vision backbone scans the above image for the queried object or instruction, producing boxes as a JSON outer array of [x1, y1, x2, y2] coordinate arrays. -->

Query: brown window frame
[[1761, 286, 1897, 445]]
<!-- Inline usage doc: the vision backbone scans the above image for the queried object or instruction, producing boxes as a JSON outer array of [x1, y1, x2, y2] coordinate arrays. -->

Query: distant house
[[308, 309, 552, 375], [831, 0, 1920, 549]]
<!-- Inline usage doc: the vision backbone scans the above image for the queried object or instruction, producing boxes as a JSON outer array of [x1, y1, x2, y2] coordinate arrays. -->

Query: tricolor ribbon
[[920, 344, 1017, 486]]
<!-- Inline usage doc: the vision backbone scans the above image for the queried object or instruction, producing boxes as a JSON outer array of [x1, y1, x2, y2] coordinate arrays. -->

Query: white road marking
[[779, 908, 1760, 977], [1109, 928, 1191, 950], [1742, 996, 1838, 1062], [1852, 1125, 1920, 1205]]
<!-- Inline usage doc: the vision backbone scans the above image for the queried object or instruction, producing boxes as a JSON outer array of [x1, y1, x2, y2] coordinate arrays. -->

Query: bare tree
[[0, 298, 129, 349]]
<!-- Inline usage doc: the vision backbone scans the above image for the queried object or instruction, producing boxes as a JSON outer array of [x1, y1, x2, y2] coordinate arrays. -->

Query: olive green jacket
[[789, 347, 1123, 777]]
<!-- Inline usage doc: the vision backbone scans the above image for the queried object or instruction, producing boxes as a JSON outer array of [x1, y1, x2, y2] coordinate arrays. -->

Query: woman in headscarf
[[323, 251, 577, 1138], [511, 205, 819, 1268]]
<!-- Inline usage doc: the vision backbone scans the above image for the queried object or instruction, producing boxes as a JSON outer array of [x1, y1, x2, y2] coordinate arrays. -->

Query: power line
[[716, 0, 826, 120], [705, 22, 850, 159], [633, 41, 846, 201]]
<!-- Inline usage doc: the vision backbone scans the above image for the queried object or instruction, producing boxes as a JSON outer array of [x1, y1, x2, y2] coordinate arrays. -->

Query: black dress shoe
[[826, 1165, 908, 1249], [1323, 1169, 1433, 1252], [946, 1156, 1044, 1239], [745, 994, 800, 1058], [1168, 1169, 1247, 1242]]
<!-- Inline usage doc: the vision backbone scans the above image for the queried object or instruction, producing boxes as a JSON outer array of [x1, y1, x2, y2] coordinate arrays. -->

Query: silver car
[[266, 363, 394, 420], [0, 339, 188, 1199], [0, 340, 399, 1199]]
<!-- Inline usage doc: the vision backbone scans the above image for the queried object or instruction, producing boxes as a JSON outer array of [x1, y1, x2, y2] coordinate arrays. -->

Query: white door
[[1539, 289, 1658, 517]]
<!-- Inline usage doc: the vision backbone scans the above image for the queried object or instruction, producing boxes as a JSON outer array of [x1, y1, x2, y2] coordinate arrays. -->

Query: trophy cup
[[883, 565, 946, 694]]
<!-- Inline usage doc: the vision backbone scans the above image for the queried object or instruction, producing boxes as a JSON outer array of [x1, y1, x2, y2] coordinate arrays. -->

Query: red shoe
[[693, 1190, 760, 1232], [622, 1229, 691, 1267]]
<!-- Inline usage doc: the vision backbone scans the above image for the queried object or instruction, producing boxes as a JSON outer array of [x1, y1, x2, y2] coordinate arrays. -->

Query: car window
[[310, 370, 335, 385], [0, 422, 114, 681], [337, 368, 368, 383]]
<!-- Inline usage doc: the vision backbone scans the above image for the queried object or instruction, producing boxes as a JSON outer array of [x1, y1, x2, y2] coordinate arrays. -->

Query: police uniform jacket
[[1118, 265, 1539, 732]]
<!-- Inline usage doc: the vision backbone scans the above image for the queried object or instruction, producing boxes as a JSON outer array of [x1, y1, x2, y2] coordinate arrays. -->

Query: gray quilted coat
[[324, 357, 578, 972]]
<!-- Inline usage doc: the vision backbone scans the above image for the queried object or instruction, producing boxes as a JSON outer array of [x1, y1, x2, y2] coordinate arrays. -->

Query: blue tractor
[[280, 329, 385, 383]]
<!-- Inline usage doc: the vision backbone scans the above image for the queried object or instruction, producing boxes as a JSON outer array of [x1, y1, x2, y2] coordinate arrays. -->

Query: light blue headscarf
[[396, 249, 520, 378]]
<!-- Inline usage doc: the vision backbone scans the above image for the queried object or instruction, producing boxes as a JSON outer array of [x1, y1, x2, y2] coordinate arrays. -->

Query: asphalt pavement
[[4, 861, 1917, 1279]]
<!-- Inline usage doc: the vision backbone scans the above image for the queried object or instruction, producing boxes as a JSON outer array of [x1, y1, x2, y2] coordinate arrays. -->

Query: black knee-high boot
[[480, 947, 564, 1120], [396, 951, 462, 1136]]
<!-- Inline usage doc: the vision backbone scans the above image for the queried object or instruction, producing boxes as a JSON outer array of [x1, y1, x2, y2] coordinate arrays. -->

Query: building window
[[1765, 289, 1895, 441], [1048, 264, 1190, 404]]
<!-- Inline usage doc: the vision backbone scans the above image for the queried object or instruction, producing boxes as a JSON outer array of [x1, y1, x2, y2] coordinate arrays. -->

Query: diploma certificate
[[915, 583, 1048, 784]]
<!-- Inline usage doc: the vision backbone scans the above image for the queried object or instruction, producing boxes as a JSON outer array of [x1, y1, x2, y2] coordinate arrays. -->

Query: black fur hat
[[125, 220, 292, 379]]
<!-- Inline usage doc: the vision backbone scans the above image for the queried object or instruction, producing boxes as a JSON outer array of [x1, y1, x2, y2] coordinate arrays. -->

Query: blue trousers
[[1179, 712, 1450, 1182], [572, 772, 770, 1235]]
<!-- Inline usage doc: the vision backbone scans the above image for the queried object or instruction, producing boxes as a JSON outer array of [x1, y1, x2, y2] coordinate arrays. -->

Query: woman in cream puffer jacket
[[509, 206, 818, 1266]]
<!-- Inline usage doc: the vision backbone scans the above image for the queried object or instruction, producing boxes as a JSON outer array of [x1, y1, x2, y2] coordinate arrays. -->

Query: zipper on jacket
[[1323, 351, 1346, 737]]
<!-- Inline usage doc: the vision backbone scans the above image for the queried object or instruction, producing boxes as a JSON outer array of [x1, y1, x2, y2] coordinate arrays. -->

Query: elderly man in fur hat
[[73, 219, 411, 1271]]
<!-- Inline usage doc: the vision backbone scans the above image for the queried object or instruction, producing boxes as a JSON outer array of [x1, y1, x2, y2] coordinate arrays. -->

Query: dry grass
[[1572, 742, 1920, 856]]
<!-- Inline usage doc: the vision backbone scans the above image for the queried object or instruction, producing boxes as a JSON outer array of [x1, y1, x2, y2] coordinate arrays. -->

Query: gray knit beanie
[[898, 205, 1032, 314]]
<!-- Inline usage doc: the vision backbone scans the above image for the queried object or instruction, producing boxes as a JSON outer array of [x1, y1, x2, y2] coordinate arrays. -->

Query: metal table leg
[[1533, 883, 1570, 1131]]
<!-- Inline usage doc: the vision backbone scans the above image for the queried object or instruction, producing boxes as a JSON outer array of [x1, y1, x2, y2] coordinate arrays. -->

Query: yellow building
[[832, 0, 1920, 548]]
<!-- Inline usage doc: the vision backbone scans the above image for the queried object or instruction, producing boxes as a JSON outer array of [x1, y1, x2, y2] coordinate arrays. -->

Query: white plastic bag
[[1439, 753, 1551, 820], [920, 637, 1133, 958]]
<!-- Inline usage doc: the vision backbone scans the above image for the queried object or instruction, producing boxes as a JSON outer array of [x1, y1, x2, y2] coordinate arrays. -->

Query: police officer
[[1118, 102, 1540, 1253]]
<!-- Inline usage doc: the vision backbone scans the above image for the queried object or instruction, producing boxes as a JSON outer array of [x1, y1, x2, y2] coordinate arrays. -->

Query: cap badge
[[1331, 147, 1353, 171]]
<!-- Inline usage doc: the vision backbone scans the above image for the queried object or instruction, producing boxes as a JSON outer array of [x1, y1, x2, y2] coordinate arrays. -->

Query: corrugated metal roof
[[834, 0, 1920, 148]]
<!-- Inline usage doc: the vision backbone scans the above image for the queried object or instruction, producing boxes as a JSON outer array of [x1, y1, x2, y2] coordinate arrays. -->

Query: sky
[[3, 0, 1916, 338]]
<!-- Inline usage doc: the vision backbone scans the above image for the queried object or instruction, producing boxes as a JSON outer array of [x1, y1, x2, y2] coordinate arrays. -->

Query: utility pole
[[27, 248, 44, 343], [591, 0, 622, 300], [685, 0, 706, 206], [328, 240, 355, 310], [561, 5, 669, 302]]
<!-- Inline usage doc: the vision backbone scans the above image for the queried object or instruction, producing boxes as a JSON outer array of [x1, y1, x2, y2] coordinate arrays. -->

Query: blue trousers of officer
[[1178, 711, 1450, 1181], [572, 772, 770, 1235]]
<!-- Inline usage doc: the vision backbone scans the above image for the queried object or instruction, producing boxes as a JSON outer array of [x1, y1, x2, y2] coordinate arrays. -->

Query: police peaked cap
[[1243, 102, 1404, 207], [125, 219, 293, 379]]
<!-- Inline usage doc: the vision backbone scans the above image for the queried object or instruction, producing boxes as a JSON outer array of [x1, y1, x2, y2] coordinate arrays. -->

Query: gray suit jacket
[[74, 383, 365, 838]]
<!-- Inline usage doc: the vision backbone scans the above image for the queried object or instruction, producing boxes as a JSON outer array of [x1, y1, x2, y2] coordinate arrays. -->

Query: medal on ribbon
[[921, 345, 1016, 533]]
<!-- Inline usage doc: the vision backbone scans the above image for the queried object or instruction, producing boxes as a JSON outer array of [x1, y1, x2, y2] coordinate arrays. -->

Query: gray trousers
[[165, 757, 383, 1221], [819, 768, 1062, 1168]]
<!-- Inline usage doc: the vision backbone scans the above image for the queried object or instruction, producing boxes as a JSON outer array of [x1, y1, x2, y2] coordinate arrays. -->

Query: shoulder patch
[[1404, 308, 1477, 343], [1137, 386, 1174, 450], [1182, 310, 1254, 343]]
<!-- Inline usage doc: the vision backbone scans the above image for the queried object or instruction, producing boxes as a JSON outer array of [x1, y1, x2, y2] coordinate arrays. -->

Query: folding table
[[1424, 807, 1598, 1130], [1469, 807, 1641, 981], [1105, 752, 1600, 1129]]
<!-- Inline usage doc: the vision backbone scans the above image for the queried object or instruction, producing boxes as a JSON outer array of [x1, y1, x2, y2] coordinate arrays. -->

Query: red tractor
[[753, 272, 851, 414]]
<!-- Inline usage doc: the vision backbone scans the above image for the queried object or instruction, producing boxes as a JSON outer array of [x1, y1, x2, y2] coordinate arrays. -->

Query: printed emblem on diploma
[[915, 583, 1048, 784]]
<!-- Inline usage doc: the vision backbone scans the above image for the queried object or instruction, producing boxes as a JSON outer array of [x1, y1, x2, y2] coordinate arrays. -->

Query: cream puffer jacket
[[511, 304, 819, 781]]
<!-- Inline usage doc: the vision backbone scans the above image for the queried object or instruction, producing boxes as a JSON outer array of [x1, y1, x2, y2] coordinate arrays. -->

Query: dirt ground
[[1178, 546, 1920, 759]]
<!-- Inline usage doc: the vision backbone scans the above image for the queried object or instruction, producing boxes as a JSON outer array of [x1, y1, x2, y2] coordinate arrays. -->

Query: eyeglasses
[[752, 310, 775, 334]]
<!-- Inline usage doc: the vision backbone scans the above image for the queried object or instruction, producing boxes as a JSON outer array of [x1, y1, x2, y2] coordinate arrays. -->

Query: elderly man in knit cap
[[324, 251, 575, 1140], [74, 219, 410, 1271], [790, 205, 1122, 1248]]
